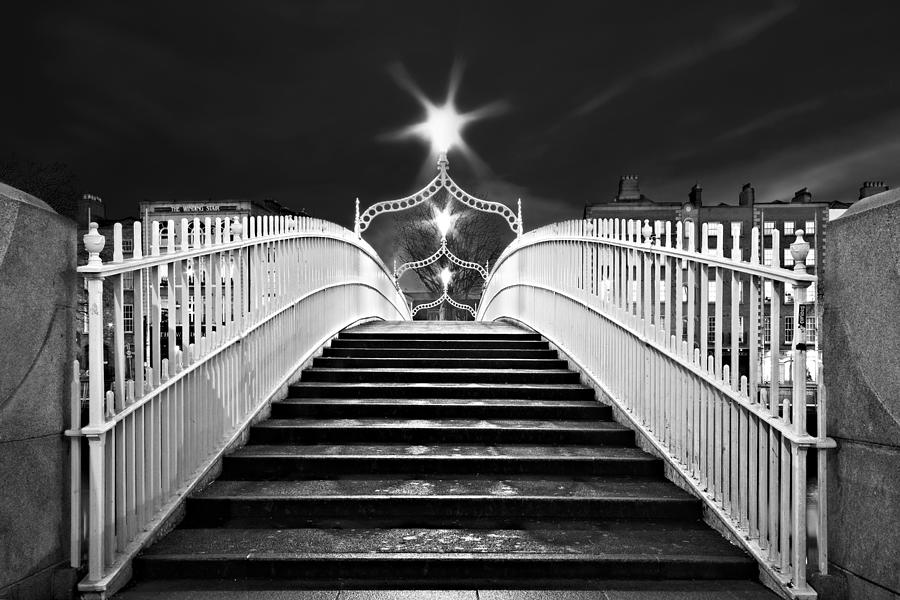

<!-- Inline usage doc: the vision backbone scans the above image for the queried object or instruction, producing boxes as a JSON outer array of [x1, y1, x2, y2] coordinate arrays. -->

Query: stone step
[[270, 398, 611, 420], [248, 418, 633, 445], [134, 523, 756, 582], [181, 476, 700, 528], [330, 339, 550, 350], [323, 347, 559, 359], [312, 357, 569, 370], [339, 331, 543, 341], [220, 444, 662, 478], [116, 580, 780, 598], [289, 382, 594, 400], [301, 368, 580, 385]]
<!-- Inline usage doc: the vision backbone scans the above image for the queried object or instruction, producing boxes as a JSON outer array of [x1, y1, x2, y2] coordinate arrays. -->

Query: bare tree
[[394, 190, 513, 301]]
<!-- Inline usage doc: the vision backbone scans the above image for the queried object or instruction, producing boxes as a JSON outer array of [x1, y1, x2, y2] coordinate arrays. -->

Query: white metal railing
[[71, 214, 409, 595], [478, 218, 832, 599]]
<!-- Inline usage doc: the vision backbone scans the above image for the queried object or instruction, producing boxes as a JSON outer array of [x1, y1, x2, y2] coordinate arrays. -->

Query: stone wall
[[822, 188, 900, 599], [0, 183, 78, 599]]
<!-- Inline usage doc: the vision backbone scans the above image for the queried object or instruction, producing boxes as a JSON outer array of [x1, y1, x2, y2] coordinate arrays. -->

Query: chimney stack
[[859, 181, 889, 200], [739, 183, 755, 206], [616, 175, 641, 202], [792, 187, 812, 203], [688, 183, 702, 206]]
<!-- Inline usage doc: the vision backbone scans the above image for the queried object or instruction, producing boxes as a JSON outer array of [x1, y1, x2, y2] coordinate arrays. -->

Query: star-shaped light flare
[[384, 62, 508, 166]]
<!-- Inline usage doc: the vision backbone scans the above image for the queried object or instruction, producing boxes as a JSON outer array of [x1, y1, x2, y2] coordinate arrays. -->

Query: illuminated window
[[124, 304, 134, 333], [807, 249, 816, 266], [783, 222, 794, 236], [784, 316, 794, 343], [805, 315, 818, 343], [763, 248, 773, 266], [708, 280, 716, 299], [805, 220, 816, 234], [764, 221, 775, 236], [763, 316, 771, 343]]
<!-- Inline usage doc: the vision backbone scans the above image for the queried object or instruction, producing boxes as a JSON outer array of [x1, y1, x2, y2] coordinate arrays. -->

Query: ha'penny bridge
[[70, 154, 830, 600]]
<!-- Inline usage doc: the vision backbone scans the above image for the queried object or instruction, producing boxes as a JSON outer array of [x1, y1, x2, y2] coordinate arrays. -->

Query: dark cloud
[[2, 0, 900, 233]]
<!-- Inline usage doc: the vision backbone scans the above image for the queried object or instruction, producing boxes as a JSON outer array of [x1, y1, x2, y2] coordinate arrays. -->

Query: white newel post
[[83, 222, 108, 580], [789, 229, 811, 588]]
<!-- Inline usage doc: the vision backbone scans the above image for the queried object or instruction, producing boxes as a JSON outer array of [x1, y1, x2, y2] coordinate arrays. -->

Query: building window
[[764, 221, 775, 236], [805, 315, 818, 343], [124, 304, 134, 333], [707, 280, 716, 299], [738, 316, 745, 343], [784, 316, 794, 343], [807, 249, 816, 266], [763, 316, 771, 343], [783, 249, 794, 267], [706, 222, 722, 254], [763, 248, 773, 266], [764, 281, 773, 300], [123, 271, 134, 290], [708, 315, 716, 344], [805, 220, 816, 234], [784, 222, 795, 236]]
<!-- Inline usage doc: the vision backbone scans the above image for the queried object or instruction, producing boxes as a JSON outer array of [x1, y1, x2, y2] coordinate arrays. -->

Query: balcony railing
[[478, 218, 832, 599], [71, 215, 409, 596]]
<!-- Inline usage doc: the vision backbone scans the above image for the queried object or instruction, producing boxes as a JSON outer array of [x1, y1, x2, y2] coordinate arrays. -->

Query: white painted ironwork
[[355, 152, 522, 236], [409, 277, 477, 319], [72, 215, 409, 596], [394, 237, 488, 281], [477, 218, 831, 599]]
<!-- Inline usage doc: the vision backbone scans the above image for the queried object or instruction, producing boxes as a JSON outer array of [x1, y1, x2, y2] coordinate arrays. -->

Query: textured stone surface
[[0, 192, 75, 596], [827, 440, 900, 593], [0, 197, 76, 442], [0, 435, 68, 590], [824, 197, 900, 446], [823, 192, 900, 598]]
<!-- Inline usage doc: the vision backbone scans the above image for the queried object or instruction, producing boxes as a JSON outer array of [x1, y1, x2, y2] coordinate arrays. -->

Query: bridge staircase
[[120, 321, 776, 597]]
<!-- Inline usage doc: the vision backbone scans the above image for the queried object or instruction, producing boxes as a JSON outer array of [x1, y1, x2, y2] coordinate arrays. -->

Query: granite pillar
[[821, 189, 900, 599], [0, 182, 78, 599]]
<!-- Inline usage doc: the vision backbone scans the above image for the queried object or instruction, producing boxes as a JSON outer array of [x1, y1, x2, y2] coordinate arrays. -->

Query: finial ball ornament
[[790, 230, 810, 273], [83, 222, 105, 266]]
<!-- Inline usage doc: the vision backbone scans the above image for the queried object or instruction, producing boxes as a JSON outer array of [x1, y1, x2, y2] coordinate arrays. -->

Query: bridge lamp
[[434, 206, 453, 239], [424, 103, 464, 154], [440, 267, 453, 288]]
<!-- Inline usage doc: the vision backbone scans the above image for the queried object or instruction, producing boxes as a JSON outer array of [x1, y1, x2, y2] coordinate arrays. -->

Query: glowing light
[[434, 205, 453, 237], [440, 267, 453, 287], [384, 62, 508, 160]]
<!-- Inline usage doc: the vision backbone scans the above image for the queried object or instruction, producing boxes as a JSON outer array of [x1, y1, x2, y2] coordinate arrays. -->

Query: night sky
[[4, 0, 900, 237]]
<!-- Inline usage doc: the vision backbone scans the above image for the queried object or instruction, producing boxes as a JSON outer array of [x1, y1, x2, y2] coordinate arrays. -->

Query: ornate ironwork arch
[[355, 153, 523, 237], [394, 238, 488, 281]]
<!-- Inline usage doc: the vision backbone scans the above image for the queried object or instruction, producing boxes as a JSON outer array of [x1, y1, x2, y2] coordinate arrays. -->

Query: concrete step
[[248, 418, 633, 445], [116, 580, 780, 598], [220, 444, 662, 478], [312, 357, 569, 370], [181, 476, 701, 528], [301, 368, 580, 385], [134, 523, 756, 582], [323, 347, 559, 359], [330, 339, 551, 350], [339, 331, 543, 341], [270, 398, 611, 420], [289, 382, 594, 400]]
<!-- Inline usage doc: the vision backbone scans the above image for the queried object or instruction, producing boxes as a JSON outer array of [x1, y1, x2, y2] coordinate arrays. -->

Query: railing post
[[83, 222, 108, 581]]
